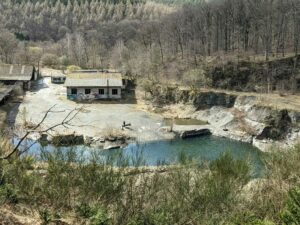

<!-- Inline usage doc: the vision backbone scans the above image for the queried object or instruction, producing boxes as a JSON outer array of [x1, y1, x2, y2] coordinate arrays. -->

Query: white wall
[[67, 87, 121, 99]]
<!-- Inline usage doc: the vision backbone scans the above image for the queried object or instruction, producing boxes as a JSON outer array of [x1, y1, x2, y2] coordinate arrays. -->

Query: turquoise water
[[16, 136, 264, 176]]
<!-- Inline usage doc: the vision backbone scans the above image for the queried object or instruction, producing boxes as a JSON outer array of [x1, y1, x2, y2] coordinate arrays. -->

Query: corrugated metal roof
[[65, 73, 123, 87], [72, 69, 120, 73], [0, 65, 34, 81]]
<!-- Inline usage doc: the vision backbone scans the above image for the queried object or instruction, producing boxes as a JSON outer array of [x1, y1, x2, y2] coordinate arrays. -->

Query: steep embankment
[[146, 88, 300, 152], [209, 55, 300, 92]]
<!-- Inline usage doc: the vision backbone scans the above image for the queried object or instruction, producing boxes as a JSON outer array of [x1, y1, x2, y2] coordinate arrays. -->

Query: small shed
[[51, 73, 66, 84], [0, 65, 37, 89], [65, 72, 123, 100]]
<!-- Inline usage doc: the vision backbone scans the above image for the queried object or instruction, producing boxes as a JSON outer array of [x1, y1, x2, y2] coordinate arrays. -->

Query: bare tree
[[0, 29, 18, 63], [0, 105, 84, 160]]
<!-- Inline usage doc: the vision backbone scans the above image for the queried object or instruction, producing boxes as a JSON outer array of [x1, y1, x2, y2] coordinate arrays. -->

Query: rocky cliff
[[151, 89, 300, 152], [152, 87, 237, 109]]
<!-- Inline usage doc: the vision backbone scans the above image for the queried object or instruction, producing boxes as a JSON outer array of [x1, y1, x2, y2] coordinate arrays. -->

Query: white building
[[65, 72, 124, 100]]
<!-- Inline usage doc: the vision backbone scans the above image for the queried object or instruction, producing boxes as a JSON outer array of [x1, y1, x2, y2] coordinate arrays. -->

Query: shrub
[[210, 151, 251, 183], [183, 68, 211, 89], [76, 203, 111, 225], [126, 212, 171, 225], [59, 55, 70, 67], [231, 213, 276, 225], [90, 206, 111, 225], [39, 209, 52, 225], [1, 136, 300, 224], [138, 78, 156, 95], [75, 203, 94, 219], [247, 220, 276, 225], [66, 65, 81, 73], [280, 187, 300, 225], [0, 183, 18, 204], [41, 53, 59, 67]]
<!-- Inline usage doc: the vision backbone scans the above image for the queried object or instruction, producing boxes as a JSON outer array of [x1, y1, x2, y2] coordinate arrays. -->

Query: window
[[71, 88, 77, 95], [112, 89, 118, 95], [99, 89, 105, 95], [85, 89, 91, 94]]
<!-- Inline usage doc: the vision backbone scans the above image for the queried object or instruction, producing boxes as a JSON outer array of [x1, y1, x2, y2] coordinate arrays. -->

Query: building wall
[[52, 77, 66, 84], [67, 87, 122, 100]]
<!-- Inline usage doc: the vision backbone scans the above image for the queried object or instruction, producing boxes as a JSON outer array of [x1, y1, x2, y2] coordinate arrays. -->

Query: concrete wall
[[67, 87, 122, 100]]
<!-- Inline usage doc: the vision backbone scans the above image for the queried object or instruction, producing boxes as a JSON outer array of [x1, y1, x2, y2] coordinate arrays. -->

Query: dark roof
[[0, 65, 34, 81], [65, 73, 123, 87]]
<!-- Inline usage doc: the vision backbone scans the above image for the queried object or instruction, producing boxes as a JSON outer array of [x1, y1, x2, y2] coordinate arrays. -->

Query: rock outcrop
[[257, 110, 292, 140], [155, 92, 300, 152], [151, 86, 237, 109], [176, 90, 236, 109]]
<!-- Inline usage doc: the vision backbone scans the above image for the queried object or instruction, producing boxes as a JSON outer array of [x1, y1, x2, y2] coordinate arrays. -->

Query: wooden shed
[[0, 64, 37, 90]]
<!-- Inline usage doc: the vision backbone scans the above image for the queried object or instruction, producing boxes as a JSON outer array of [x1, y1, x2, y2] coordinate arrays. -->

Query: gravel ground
[[15, 78, 173, 142]]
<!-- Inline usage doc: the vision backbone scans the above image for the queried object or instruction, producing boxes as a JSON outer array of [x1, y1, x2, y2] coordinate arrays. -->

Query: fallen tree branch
[[0, 105, 84, 160]]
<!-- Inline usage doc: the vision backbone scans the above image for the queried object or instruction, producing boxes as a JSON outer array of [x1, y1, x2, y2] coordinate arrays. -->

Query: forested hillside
[[0, 0, 300, 91], [0, 0, 173, 41]]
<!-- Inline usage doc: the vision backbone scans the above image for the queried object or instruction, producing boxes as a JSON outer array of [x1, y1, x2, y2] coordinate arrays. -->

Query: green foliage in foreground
[[152, 0, 202, 4], [0, 145, 300, 224], [281, 188, 300, 225]]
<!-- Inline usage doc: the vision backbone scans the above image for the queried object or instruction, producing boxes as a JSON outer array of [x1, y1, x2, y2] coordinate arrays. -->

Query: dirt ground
[[14, 77, 172, 142]]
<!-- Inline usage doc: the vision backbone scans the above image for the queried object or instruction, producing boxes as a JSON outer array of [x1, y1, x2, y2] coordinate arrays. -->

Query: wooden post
[[107, 79, 109, 99]]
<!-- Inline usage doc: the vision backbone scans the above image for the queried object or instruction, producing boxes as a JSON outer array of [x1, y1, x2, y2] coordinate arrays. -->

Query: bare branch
[[0, 105, 83, 160]]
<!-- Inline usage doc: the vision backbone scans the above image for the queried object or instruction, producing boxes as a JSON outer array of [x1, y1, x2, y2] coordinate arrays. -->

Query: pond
[[15, 135, 265, 176]]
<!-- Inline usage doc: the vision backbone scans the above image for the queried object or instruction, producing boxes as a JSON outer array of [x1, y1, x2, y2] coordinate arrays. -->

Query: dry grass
[[0, 133, 15, 159], [0, 206, 41, 225], [255, 94, 300, 112]]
